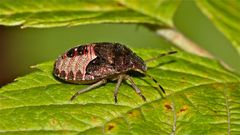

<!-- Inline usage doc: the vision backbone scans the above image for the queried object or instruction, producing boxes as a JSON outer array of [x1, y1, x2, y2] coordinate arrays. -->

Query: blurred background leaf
[[0, 0, 180, 28], [197, 0, 240, 55], [1, 50, 239, 134], [117, 0, 182, 26]]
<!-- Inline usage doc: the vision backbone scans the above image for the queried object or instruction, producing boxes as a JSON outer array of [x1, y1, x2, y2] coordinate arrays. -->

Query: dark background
[[0, 1, 239, 87]]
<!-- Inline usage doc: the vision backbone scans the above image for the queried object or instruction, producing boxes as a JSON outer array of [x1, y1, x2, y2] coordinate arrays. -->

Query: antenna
[[145, 50, 177, 63], [144, 50, 177, 95]]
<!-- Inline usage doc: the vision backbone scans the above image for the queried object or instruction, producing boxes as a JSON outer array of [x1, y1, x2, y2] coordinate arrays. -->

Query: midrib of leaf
[[170, 99, 177, 135], [223, 85, 231, 135]]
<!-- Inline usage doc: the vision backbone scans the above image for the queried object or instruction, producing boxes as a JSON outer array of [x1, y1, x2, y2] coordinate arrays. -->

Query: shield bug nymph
[[53, 42, 177, 103]]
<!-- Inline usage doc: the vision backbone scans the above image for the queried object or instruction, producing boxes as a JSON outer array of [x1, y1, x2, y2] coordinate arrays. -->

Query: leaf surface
[[0, 0, 181, 28], [0, 49, 240, 135], [117, 0, 181, 26]]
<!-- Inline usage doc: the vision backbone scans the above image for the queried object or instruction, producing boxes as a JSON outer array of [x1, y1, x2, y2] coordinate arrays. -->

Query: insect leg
[[70, 79, 107, 101], [114, 74, 124, 104], [126, 76, 146, 102]]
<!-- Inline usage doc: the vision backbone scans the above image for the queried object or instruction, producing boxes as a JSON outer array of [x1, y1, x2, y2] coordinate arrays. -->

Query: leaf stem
[[156, 28, 233, 71], [156, 28, 214, 58]]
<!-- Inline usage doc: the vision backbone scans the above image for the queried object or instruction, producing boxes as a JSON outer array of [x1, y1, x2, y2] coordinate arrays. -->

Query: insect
[[53, 42, 177, 103]]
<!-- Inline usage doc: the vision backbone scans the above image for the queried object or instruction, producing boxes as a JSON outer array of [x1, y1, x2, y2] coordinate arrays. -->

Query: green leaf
[[197, 0, 240, 55], [0, 0, 181, 28], [117, 0, 182, 27], [0, 49, 239, 135]]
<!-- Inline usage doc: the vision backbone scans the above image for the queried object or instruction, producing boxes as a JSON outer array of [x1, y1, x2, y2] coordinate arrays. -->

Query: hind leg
[[70, 79, 107, 101]]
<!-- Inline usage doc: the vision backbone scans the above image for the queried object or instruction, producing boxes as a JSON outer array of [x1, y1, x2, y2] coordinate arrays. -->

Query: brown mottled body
[[53, 42, 176, 103], [54, 42, 146, 84]]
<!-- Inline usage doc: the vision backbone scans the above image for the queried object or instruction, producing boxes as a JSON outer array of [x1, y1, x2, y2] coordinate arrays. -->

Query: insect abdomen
[[54, 45, 97, 82]]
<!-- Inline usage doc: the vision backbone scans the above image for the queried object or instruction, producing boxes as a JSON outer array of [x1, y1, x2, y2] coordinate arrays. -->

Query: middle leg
[[114, 74, 124, 104]]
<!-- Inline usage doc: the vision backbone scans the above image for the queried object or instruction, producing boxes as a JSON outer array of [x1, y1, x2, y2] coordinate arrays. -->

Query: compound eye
[[66, 48, 74, 57]]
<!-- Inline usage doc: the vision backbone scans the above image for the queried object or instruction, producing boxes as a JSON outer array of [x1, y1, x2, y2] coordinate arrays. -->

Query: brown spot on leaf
[[91, 116, 101, 124], [180, 108, 187, 112], [212, 83, 223, 89], [181, 77, 186, 81], [107, 124, 115, 131], [165, 104, 172, 110], [127, 110, 140, 118], [177, 105, 189, 116], [49, 118, 58, 126], [116, 2, 124, 7], [128, 111, 133, 115], [92, 116, 97, 122]]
